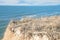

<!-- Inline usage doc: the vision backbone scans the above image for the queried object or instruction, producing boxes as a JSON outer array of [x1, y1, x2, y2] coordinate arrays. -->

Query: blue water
[[0, 5, 60, 39]]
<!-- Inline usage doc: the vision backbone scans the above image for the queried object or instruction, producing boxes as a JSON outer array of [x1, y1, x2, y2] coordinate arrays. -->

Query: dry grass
[[2, 16, 60, 40]]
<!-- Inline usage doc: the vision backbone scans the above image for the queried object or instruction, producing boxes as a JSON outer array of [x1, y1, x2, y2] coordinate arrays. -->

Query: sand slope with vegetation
[[2, 16, 60, 40]]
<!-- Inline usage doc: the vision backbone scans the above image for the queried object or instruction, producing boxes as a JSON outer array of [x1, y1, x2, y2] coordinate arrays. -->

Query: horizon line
[[0, 3, 60, 6]]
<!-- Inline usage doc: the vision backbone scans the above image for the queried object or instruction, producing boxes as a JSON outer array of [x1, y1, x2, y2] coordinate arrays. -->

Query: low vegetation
[[2, 16, 60, 40]]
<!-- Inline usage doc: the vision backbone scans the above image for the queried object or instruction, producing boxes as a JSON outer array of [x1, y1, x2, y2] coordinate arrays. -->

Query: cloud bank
[[0, 0, 19, 4], [0, 0, 60, 6]]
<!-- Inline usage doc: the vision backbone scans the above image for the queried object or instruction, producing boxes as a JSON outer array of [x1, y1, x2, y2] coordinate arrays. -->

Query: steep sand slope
[[2, 16, 60, 40]]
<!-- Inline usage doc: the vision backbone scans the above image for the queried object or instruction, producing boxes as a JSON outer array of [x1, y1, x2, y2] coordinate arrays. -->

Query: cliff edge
[[2, 16, 60, 40]]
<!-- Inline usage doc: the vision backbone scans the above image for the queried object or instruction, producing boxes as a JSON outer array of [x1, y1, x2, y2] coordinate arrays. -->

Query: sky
[[0, 0, 60, 6]]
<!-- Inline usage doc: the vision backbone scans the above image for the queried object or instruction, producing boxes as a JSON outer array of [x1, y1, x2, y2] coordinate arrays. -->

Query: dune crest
[[2, 16, 60, 40]]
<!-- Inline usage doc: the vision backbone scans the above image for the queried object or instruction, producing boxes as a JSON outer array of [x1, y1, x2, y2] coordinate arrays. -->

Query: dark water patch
[[0, 20, 9, 39]]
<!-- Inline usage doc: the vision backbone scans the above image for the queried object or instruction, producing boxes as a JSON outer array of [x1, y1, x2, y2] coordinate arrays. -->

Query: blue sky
[[0, 0, 60, 6]]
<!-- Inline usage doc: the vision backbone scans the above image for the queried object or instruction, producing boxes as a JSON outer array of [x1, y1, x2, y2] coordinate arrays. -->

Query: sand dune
[[2, 16, 60, 40]]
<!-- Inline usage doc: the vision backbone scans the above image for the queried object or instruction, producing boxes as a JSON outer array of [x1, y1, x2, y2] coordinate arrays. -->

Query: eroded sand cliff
[[2, 16, 60, 40]]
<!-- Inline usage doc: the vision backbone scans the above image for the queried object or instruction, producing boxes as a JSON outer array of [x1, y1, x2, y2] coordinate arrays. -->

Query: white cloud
[[22, 0, 60, 6], [0, 0, 19, 4], [0, 0, 60, 5]]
